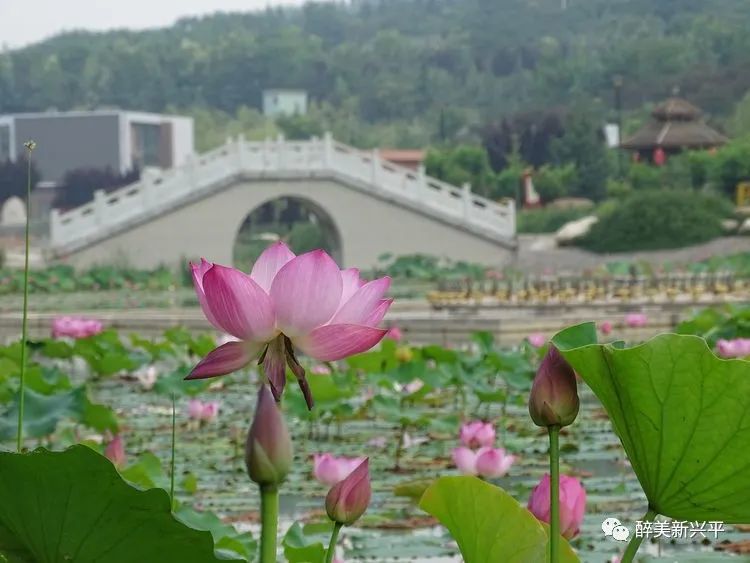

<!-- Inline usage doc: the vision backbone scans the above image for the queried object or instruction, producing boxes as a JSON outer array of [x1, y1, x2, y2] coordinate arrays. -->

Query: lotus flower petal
[[186, 341, 257, 380], [340, 268, 364, 306], [202, 265, 276, 341], [271, 250, 343, 337], [296, 324, 388, 362], [331, 277, 391, 325], [249, 241, 296, 292], [452, 447, 478, 475]]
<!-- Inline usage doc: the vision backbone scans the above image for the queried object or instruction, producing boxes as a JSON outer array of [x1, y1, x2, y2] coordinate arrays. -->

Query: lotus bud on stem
[[528, 345, 580, 563], [324, 458, 371, 563], [246, 385, 293, 563]]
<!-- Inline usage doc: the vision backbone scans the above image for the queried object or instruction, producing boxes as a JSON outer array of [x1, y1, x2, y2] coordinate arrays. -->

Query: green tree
[[551, 111, 611, 201]]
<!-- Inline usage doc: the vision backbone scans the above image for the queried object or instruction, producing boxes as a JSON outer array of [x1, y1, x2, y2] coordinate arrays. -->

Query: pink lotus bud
[[528, 346, 579, 428], [187, 399, 205, 420], [527, 473, 586, 539], [459, 421, 496, 448], [599, 320, 613, 335], [325, 458, 371, 526], [245, 385, 293, 486], [527, 333, 547, 348], [104, 434, 127, 468]]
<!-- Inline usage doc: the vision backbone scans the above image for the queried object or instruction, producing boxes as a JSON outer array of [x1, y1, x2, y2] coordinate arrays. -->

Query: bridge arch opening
[[232, 196, 343, 267]]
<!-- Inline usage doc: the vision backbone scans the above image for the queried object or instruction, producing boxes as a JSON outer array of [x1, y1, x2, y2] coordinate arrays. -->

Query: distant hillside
[[2, 0, 750, 142]]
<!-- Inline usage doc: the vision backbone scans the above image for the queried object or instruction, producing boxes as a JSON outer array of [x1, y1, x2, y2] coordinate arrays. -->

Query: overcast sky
[[0, 0, 310, 48]]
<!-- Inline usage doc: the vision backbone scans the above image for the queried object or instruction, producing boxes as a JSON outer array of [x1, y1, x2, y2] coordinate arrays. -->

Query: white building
[[0, 110, 194, 182], [262, 89, 308, 117]]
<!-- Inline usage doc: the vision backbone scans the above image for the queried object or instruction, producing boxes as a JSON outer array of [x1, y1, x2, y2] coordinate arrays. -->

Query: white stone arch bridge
[[50, 134, 517, 269]]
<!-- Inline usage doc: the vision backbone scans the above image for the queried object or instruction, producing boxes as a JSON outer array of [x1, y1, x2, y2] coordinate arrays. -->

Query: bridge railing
[[51, 133, 516, 250]]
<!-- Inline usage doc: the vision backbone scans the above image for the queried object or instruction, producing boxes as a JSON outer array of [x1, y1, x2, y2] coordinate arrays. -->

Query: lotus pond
[[2, 304, 750, 562]]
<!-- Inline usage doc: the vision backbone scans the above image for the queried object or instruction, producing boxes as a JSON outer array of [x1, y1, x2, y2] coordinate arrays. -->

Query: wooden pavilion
[[620, 97, 728, 165]]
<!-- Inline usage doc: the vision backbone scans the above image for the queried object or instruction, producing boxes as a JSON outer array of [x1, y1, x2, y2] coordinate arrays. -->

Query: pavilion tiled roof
[[620, 97, 728, 150]]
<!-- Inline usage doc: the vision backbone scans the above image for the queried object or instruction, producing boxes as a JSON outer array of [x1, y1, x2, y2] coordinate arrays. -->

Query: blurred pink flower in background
[[310, 364, 332, 375], [527, 333, 547, 347], [187, 399, 220, 422], [716, 338, 750, 358], [366, 436, 387, 448], [313, 453, 367, 486], [136, 366, 158, 390], [599, 320, 613, 335], [452, 446, 516, 478], [624, 313, 648, 328], [51, 316, 104, 339], [460, 421, 496, 448], [527, 473, 586, 539], [403, 379, 424, 394], [187, 243, 392, 408], [385, 326, 403, 341], [104, 434, 127, 468]]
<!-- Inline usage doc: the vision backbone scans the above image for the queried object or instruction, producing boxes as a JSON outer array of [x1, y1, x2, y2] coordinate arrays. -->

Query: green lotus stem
[[259, 484, 279, 563], [548, 425, 560, 563], [324, 522, 343, 563], [621, 507, 658, 563], [170, 393, 176, 509], [16, 143, 34, 453]]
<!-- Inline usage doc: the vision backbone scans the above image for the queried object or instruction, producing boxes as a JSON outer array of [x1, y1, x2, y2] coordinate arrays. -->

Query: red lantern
[[653, 147, 666, 166]]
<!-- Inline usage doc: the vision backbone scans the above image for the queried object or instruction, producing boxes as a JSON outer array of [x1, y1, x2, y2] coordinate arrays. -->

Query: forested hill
[[2, 0, 750, 132]]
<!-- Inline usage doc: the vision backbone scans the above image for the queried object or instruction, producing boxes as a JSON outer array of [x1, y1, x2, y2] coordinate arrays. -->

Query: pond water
[[51, 363, 748, 562]]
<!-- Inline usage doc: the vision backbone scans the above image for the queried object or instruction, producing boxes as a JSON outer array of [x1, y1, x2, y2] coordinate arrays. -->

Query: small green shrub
[[578, 190, 727, 252]]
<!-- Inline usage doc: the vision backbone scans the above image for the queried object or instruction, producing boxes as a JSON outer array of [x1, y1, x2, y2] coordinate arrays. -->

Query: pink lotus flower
[[527, 333, 547, 347], [385, 326, 403, 341], [460, 421, 496, 448], [186, 243, 392, 408], [51, 316, 104, 339], [527, 473, 586, 539], [187, 399, 220, 422], [624, 313, 648, 328], [313, 453, 366, 486], [716, 338, 750, 358], [452, 446, 516, 478], [599, 320, 613, 335], [104, 434, 127, 468]]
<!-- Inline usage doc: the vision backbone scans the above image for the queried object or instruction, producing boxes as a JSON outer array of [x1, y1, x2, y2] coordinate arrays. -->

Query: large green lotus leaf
[[553, 322, 750, 522], [0, 446, 242, 563], [419, 476, 579, 563]]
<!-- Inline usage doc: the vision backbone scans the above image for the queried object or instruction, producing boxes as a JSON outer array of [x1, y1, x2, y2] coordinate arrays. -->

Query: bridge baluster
[[462, 183, 472, 220], [371, 149, 380, 185], [323, 132, 333, 169]]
